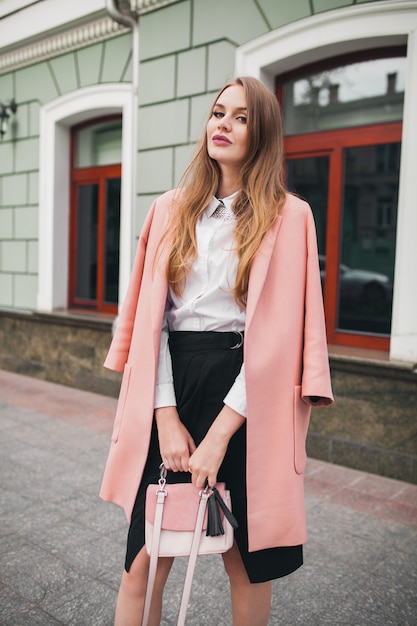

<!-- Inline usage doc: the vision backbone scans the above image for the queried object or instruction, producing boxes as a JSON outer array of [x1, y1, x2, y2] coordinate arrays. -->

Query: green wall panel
[[258, 0, 311, 28], [207, 41, 236, 91], [14, 274, 37, 309], [138, 99, 189, 149], [101, 35, 132, 83], [137, 148, 174, 193], [28, 172, 39, 206], [28, 102, 40, 137], [177, 47, 206, 98], [189, 92, 214, 143], [193, 0, 268, 47], [312, 0, 353, 11], [139, 56, 176, 104], [140, 1, 191, 60], [15, 62, 59, 105], [76, 43, 104, 88], [0, 73, 13, 102], [49, 53, 79, 95], [15, 138, 39, 173], [14, 206, 38, 239], [174, 143, 195, 185], [0, 208, 13, 239], [13, 103, 29, 141], [0, 142, 14, 175], [136, 193, 158, 238], [0, 274, 13, 306], [27, 241, 38, 274], [1, 173, 27, 207], [1, 241, 26, 272]]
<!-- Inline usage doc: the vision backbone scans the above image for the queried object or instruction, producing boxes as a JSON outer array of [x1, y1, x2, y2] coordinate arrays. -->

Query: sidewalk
[[1, 369, 416, 625]]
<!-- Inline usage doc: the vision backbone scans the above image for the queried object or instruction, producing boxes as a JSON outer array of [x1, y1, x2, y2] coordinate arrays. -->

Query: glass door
[[75, 183, 99, 303], [285, 132, 400, 349], [279, 48, 405, 351], [103, 177, 121, 306], [338, 144, 398, 335], [69, 116, 122, 314]]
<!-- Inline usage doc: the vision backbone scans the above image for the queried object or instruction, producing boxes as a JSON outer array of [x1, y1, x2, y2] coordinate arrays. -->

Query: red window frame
[[276, 49, 405, 352], [68, 115, 122, 315]]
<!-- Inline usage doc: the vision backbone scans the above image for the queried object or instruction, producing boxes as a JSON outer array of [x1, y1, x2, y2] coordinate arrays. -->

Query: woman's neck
[[217, 171, 240, 199]]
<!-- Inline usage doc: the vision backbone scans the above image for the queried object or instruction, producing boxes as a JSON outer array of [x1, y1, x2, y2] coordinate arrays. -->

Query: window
[[278, 49, 405, 350], [69, 117, 122, 314]]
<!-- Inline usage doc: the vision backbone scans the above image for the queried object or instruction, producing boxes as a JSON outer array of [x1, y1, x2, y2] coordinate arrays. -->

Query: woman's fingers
[[162, 454, 189, 473], [156, 411, 196, 472]]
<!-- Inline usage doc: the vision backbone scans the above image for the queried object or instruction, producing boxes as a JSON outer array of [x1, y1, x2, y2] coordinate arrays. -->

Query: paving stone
[[1, 370, 417, 626]]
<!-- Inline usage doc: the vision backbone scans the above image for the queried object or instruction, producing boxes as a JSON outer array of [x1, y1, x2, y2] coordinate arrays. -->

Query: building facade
[[0, 0, 416, 482]]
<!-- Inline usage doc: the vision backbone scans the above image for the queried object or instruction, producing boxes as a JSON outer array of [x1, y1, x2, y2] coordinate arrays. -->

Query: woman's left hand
[[188, 404, 245, 489]]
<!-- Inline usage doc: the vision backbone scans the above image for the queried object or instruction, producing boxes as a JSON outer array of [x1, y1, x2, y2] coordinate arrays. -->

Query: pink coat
[[100, 189, 333, 552]]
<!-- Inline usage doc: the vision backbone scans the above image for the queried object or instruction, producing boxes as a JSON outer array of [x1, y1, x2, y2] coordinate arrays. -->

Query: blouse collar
[[206, 190, 239, 218]]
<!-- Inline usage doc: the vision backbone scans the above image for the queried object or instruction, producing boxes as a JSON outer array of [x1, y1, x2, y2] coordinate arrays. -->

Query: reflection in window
[[283, 56, 406, 134], [74, 120, 122, 168], [104, 178, 121, 305], [286, 156, 328, 258], [76, 185, 98, 301], [338, 143, 400, 335]]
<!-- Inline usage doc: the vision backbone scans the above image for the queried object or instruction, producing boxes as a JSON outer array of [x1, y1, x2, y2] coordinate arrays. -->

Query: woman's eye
[[213, 111, 223, 118], [237, 116, 247, 123]]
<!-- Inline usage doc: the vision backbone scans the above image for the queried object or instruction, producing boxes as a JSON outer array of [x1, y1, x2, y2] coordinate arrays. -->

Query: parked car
[[318, 255, 393, 311]]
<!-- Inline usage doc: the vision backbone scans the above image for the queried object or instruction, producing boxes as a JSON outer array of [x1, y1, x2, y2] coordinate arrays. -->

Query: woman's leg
[[114, 546, 174, 626], [222, 543, 272, 626]]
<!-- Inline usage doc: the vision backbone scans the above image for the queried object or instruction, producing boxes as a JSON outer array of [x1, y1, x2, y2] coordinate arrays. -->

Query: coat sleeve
[[104, 201, 156, 372], [301, 207, 334, 407]]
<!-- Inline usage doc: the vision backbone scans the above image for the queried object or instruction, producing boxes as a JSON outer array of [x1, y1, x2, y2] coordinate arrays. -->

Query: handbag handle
[[177, 489, 209, 626], [142, 486, 167, 626]]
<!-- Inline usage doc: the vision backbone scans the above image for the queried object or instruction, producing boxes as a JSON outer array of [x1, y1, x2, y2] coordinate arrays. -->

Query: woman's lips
[[212, 134, 232, 146]]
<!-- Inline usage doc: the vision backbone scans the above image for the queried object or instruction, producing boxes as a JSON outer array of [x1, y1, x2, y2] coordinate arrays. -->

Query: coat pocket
[[111, 363, 132, 443], [293, 385, 312, 474]]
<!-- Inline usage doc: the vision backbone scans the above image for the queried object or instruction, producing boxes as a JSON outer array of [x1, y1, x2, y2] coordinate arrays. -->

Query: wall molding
[[0, 0, 181, 75], [0, 16, 126, 75]]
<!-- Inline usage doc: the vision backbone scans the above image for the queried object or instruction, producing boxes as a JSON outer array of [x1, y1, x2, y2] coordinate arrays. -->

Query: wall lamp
[[0, 99, 18, 140]]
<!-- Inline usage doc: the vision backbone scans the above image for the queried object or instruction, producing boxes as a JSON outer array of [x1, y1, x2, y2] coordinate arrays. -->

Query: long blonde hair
[[166, 76, 286, 307]]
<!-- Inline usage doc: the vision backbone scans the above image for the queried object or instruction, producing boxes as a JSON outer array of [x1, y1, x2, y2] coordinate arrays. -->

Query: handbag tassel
[[206, 487, 238, 537]]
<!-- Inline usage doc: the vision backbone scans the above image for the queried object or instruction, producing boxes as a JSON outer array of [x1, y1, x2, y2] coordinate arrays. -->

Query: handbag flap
[[145, 482, 226, 532]]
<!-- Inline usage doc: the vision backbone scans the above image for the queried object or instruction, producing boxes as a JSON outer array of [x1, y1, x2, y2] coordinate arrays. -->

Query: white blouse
[[154, 192, 247, 417]]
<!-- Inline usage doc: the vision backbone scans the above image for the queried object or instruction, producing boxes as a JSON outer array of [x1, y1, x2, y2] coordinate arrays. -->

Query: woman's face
[[206, 84, 249, 175]]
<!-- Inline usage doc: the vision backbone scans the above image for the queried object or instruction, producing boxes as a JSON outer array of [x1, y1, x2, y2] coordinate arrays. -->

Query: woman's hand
[[188, 405, 245, 489], [155, 406, 196, 472]]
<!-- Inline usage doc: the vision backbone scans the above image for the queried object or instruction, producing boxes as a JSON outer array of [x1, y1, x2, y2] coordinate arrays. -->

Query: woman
[[101, 76, 333, 626]]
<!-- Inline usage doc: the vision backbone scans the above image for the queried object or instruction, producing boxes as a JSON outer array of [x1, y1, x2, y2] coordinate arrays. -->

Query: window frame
[[68, 115, 122, 315], [277, 49, 405, 351]]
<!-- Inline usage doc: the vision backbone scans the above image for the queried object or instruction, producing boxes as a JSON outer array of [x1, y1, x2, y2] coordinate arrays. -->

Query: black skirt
[[125, 331, 303, 583]]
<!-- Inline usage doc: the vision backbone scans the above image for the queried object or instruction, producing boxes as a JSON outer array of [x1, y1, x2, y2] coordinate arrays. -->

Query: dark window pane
[[75, 184, 98, 301], [286, 156, 329, 257], [338, 144, 399, 335], [104, 178, 121, 304]]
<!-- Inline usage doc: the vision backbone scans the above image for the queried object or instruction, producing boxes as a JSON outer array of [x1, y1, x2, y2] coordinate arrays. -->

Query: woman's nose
[[218, 116, 231, 131]]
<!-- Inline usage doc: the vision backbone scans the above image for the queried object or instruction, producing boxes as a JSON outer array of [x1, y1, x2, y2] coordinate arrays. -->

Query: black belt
[[168, 330, 244, 351]]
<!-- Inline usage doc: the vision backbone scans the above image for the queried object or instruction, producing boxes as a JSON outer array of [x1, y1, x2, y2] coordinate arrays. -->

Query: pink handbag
[[142, 464, 237, 626]]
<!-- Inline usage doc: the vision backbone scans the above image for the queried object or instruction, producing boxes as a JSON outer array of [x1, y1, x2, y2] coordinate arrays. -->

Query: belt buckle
[[230, 330, 243, 349]]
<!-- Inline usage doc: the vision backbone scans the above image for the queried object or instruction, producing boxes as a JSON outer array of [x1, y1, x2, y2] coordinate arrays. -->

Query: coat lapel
[[245, 215, 282, 332]]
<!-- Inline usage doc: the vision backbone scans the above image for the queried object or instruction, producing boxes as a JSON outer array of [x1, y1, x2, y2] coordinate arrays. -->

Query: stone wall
[[0, 310, 121, 397], [1, 310, 416, 484], [309, 357, 417, 484]]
